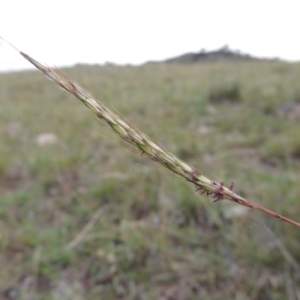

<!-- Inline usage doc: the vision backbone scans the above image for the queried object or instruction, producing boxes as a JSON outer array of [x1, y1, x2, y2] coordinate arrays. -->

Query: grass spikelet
[[2, 37, 300, 228]]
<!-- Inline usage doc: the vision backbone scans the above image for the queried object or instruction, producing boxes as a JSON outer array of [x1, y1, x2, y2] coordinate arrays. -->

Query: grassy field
[[0, 60, 300, 299]]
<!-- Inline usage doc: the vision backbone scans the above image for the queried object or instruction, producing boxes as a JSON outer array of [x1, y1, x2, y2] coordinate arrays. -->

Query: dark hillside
[[159, 46, 280, 64]]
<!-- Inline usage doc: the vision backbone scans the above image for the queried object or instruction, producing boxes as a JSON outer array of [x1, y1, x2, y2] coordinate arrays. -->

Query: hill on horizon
[[148, 45, 281, 64]]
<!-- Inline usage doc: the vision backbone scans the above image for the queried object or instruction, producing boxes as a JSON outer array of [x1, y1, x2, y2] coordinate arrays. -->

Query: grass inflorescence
[[1, 37, 300, 299], [16, 48, 300, 228]]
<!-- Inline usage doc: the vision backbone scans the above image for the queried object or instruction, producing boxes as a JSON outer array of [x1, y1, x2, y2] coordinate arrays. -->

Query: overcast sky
[[1, 0, 299, 71]]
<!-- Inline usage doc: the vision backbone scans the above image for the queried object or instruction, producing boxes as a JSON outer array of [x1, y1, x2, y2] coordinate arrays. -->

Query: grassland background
[[0, 60, 300, 299]]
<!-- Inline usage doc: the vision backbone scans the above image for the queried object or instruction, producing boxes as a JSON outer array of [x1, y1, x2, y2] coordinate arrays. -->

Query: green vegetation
[[208, 82, 241, 104], [0, 60, 300, 299]]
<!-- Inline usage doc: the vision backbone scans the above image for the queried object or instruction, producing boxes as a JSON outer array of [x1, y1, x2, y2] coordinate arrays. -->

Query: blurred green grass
[[0, 61, 300, 299]]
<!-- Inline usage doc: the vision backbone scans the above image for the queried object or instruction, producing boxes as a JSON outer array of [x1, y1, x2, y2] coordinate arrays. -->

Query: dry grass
[[1, 38, 300, 299], [15, 47, 300, 228]]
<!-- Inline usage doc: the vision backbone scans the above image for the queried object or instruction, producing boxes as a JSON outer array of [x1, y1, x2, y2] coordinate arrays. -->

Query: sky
[[1, 0, 300, 72]]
